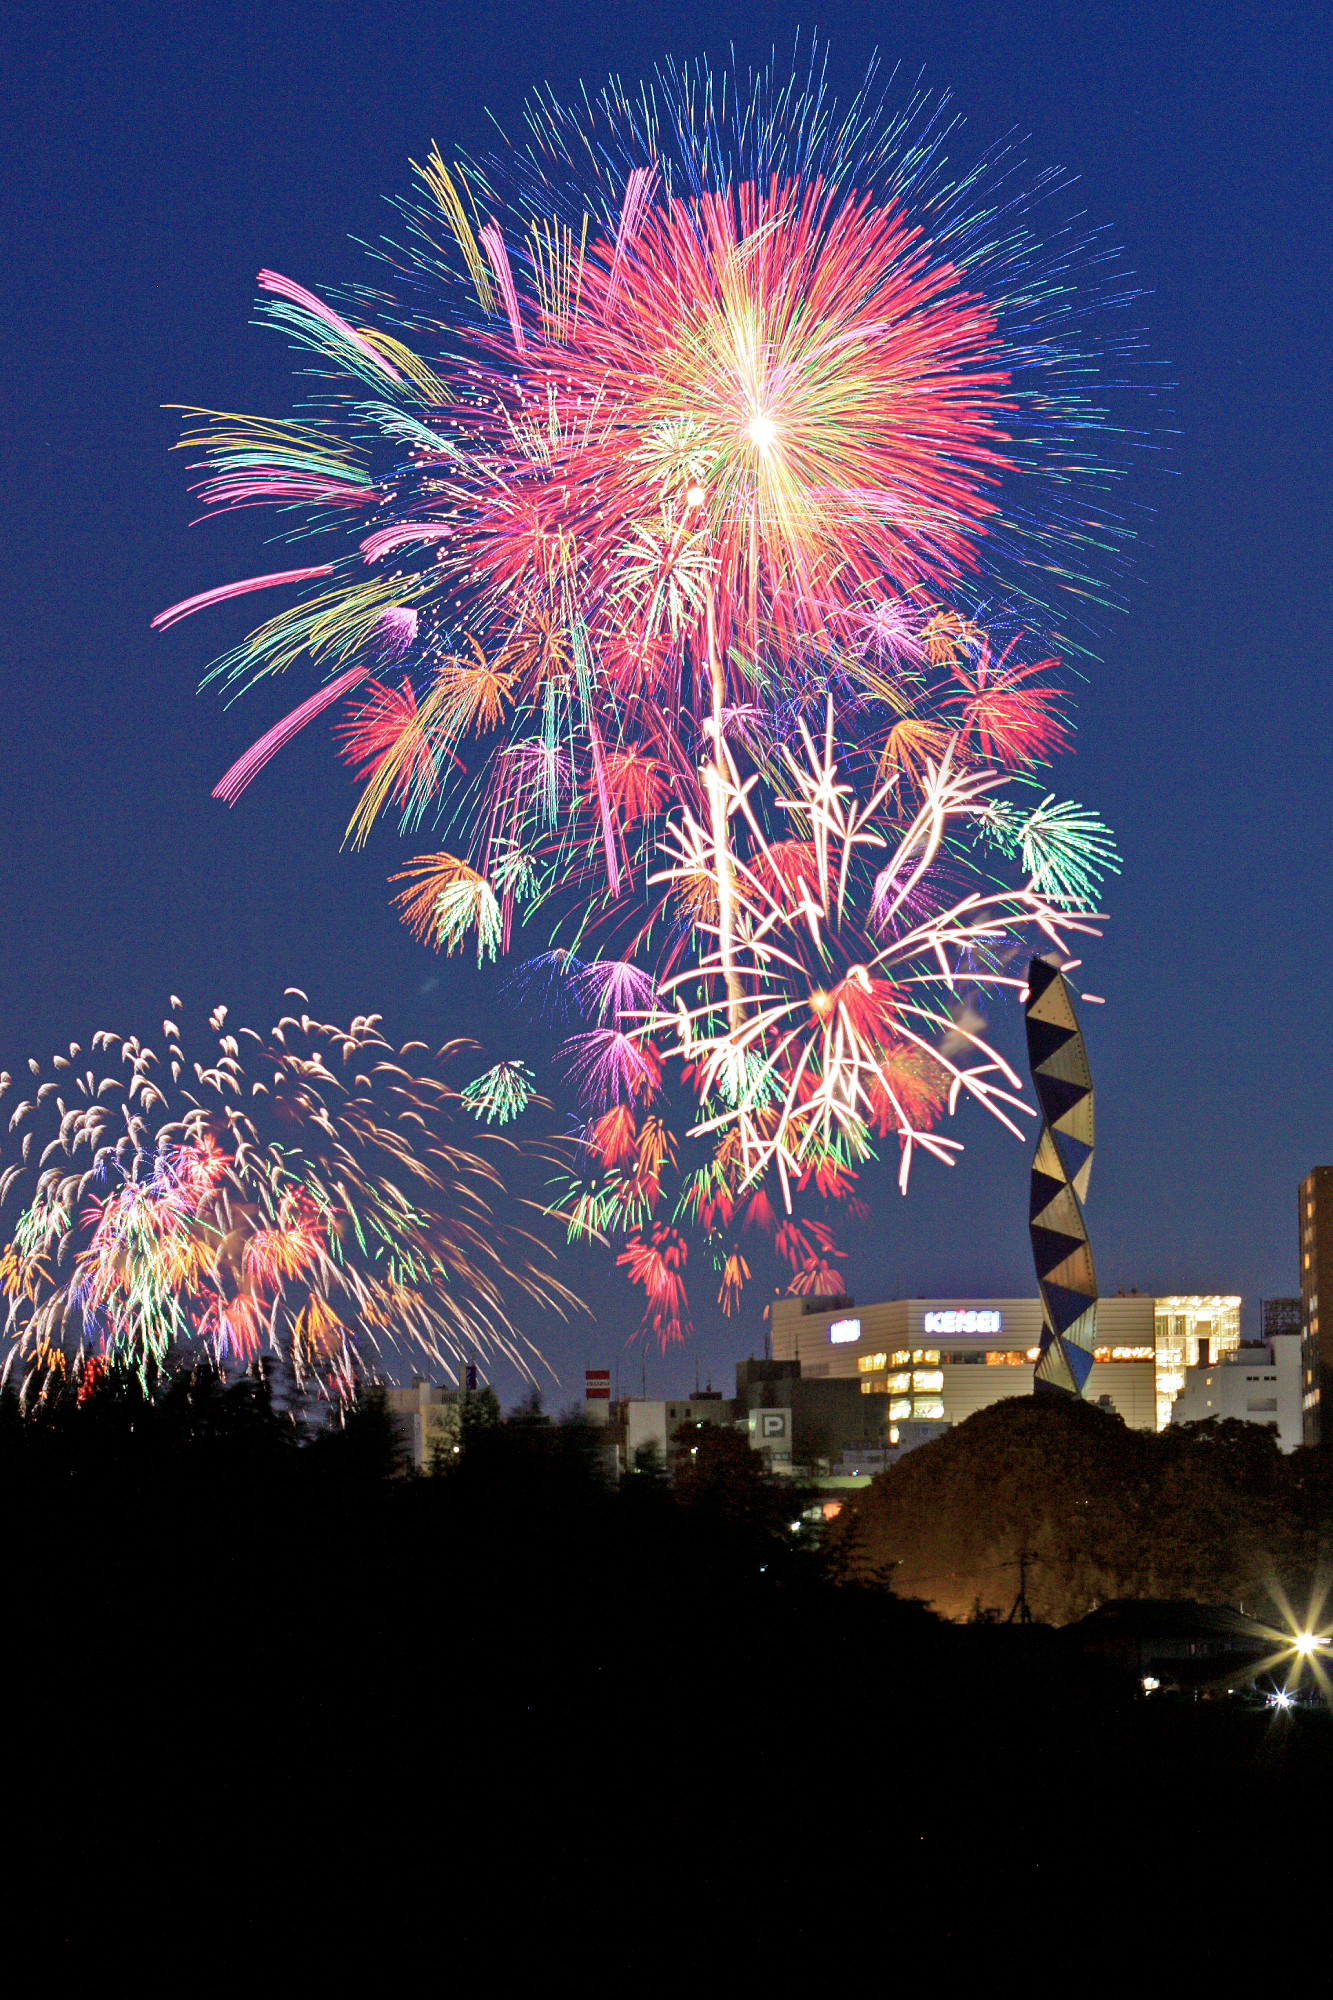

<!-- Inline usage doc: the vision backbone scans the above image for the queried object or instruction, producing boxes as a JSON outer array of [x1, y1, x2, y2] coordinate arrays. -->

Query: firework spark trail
[[151, 566, 336, 632], [653, 708, 1101, 1201], [213, 667, 370, 804], [152, 52, 1147, 1343], [0, 1006, 578, 1397]]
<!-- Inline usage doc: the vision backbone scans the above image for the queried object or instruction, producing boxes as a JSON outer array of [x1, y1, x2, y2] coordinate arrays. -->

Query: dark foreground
[[7, 1370, 1328, 1966]]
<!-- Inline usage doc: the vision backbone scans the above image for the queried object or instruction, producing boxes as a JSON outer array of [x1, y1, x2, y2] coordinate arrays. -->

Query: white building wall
[[382, 1382, 461, 1470], [626, 1401, 669, 1465], [624, 1399, 738, 1468], [1171, 1334, 1303, 1452]]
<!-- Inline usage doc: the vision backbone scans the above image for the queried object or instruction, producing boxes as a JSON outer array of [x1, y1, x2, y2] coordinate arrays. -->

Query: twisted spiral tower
[[1026, 956, 1098, 1395]]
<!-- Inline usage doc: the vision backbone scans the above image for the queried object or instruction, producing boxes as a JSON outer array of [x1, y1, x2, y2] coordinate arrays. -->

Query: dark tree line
[[5, 1359, 1333, 1959], [831, 1392, 1333, 1624]]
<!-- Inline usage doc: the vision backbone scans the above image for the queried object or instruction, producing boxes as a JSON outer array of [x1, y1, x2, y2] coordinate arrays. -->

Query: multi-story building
[[1170, 1334, 1303, 1452], [1262, 1297, 1317, 1445], [612, 1365, 896, 1477], [770, 1292, 1242, 1435], [1150, 1296, 1242, 1430], [733, 1356, 890, 1470], [1262, 1297, 1303, 1338], [382, 1379, 463, 1470], [622, 1392, 737, 1471], [1297, 1165, 1333, 1443]]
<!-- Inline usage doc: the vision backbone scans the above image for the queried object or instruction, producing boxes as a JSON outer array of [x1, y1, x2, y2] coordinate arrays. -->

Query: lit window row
[[857, 1348, 940, 1372], [861, 1369, 944, 1396]]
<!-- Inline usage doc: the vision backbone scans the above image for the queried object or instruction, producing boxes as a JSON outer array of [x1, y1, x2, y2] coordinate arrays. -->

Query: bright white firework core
[[747, 414, 778, 449]]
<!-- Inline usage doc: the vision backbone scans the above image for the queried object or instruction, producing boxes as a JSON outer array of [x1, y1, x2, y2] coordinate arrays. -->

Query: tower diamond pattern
[[1026, 956, 1097, 1396]]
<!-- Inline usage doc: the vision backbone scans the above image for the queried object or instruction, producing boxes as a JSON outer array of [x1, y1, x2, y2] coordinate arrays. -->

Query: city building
[[1170, 1333, 1303, 1451], [382, 1380, 462, 1470], [583, 1369, 612, 1423], [1297, 1165, 1332, 1443], [1151, 1296, 1243, 1429], [604, 1286, 1268, 1477], [607, 1357, 932, 1479], [622, 1392, 736, 1471], [733, 1356, 891, 1472], [770, 1293, 1242, 1435], [1263, 1297, 1303, 1338]]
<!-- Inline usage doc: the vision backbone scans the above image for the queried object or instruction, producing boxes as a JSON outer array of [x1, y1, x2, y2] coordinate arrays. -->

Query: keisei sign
[[923, 1310, 1002, 1334]]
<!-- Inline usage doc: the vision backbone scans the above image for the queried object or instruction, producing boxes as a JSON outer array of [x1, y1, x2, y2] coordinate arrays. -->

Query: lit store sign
[[923, 1310, 1002, 1334], [828, 1319, 861, 1344]]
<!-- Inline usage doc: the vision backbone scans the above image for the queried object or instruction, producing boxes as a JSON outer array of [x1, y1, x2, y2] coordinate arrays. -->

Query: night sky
[[2, 0, 1329, 1400]]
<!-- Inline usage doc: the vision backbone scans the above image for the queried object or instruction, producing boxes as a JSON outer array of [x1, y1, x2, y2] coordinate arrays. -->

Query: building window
[[857, 1353, 889, 1374], [891, 1350, 912, 1366], [889, 1397, 911, 1420], [912, 1370, 944, 1392]]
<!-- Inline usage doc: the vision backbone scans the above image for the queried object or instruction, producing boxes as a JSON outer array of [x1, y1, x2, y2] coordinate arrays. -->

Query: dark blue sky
[[2, 0, 1329, 1399]]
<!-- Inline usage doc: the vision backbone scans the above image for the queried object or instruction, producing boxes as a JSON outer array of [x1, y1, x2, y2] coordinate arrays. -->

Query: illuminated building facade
[[1150, 1297, 1241, 1431], [1297, 1165, 1333, 1444], [772, 1293, 1241, 1434]]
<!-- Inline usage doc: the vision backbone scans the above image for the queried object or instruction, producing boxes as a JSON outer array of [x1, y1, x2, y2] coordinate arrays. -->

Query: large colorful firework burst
[[156, 52, 1144, 1345], [0, 1000, 577, 1395]]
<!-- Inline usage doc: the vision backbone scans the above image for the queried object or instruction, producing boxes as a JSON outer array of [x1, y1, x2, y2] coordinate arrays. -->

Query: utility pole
[[1004, 1549, 1041, 1624]]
